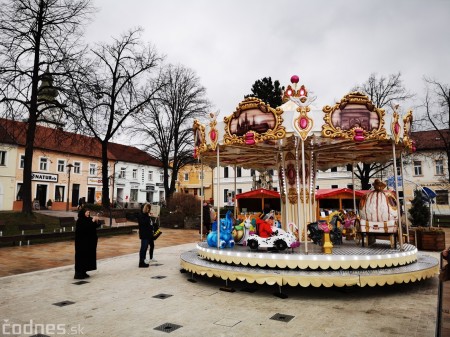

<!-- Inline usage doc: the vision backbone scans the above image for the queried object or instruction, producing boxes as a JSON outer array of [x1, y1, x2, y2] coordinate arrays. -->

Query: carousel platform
[[180, 240, 439, 288]]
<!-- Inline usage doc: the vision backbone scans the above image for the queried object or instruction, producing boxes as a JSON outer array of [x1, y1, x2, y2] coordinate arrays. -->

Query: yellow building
[[177, 163, 213, 203]]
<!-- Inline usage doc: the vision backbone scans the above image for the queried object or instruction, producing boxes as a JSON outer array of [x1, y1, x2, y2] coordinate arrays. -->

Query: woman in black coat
[[74, 209, 100, 279], [138, 203, 155, 268]]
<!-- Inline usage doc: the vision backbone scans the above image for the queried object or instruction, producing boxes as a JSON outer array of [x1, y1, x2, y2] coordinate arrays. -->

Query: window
[[130, 189, 138, 202], [184, 173, 189, 181], [119, 167, 126, 179], [237, 167, 242, 177], [224, 167, 229, 178], [54, 185, 65, 202], [73, 161, 81, 174], [268, 169, 274, 176], [331, 184, 338, 189], [39, 157, 48, 171], [330, 167, 337, 172], [413, 161, 422, 176], [0, 151, 6, 166], [148, 171, 153, 181], [159, 171, 163, 182], [436, 160, 444, 175], [132, 169, 137, 179], [346, 164, 352, 171], [19, 155, 25, 169], [250, 169, 255, 176], [199, 171, 204, 180], [16, 183, 23, 200], [347, 184, 354, 190], [224, 189, 228, 202], [237, 188, 242, 195], [89, 163, 97, 176], [436, 190, 449, 205], [57, 160, 65, 172], [141, 169, 145, 182]]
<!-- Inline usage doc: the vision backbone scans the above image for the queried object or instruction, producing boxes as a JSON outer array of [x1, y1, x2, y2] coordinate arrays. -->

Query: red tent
[[235, 188, 280, 213]]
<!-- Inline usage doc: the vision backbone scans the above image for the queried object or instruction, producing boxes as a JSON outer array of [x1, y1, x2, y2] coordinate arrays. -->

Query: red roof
[[236, 188, 280, 199], [411, 129, 449, 151], [315, 188, 368, 199], [0, 118, 162, 166]]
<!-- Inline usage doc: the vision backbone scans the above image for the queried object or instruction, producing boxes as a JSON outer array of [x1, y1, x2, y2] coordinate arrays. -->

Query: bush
[[408, 189, 430, 227], [166, 193, 201, 218]]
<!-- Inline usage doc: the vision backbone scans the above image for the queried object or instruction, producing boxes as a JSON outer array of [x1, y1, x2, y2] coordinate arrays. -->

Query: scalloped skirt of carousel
[[180, 240, 439, 287]]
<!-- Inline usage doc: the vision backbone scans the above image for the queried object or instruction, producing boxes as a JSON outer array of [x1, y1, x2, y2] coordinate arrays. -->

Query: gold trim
[[208, 117, 218, 151], [193, 120, 207, 157], [223, 97, 285, 146], [322, 92, 388, 141], [403, 110, 414, 150], [391, 110, 401, 144], [293, 106, 313, 140]]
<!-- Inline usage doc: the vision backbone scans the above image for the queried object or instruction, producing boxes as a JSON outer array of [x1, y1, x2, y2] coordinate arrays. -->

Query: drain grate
[[53, 300, 75, 307], [151, 275, 167, 279], [72, 280, 89, 285], [270, 313, 295, 323], [154, 323, 182, 333], [152, 293, 173, 299]]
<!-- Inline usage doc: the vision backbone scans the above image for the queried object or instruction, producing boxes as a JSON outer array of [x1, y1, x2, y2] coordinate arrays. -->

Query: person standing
[[74, 209, 100, 279], [202, 202, 211, 234], [138, 203, 155, 268]]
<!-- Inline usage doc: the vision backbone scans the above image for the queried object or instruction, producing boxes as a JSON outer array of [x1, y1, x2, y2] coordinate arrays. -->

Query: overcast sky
[[87, 0, 450, 119]]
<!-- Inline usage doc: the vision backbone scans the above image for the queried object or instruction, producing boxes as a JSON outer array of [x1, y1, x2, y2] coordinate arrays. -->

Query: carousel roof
[[193, 79, 414, 171]]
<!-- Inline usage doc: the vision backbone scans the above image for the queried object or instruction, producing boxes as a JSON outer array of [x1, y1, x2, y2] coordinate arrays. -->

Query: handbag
[[153, 228, 162, 240]]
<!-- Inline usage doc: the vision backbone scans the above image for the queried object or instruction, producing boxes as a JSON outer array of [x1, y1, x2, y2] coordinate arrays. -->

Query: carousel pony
[[307, 210, 344, 246], [207, 210, 235, 249]]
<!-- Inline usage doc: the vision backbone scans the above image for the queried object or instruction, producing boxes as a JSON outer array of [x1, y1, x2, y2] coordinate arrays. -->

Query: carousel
[[180, 75, 438, 288]]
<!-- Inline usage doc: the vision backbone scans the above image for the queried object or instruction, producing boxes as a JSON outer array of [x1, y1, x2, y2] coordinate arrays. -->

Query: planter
[[408, 229, 445, 251]]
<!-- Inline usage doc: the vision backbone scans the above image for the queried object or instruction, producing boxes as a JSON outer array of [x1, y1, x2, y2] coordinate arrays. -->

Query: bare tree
[[352, 72, 414, 189], [68, 28, 164, 208], [0, 0, 93, 213], [132, 64, 211, 205], [418, 78, 450, 183]]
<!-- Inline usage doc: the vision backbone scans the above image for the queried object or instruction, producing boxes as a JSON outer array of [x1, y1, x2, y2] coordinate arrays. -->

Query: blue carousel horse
[[207, 210, 235, 249], [307, 210, 344, 246]]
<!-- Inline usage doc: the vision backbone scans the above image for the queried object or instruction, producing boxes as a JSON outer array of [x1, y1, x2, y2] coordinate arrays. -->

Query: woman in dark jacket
[[138, 203, 155, 268], [74, 209, 100, 279]]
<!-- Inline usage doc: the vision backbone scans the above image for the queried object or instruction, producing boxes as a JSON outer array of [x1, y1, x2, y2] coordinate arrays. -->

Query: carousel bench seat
[[356, 219, 399, 248]]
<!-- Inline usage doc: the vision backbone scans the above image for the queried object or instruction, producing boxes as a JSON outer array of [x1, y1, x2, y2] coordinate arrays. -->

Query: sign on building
[[31, 172, 58, 182]]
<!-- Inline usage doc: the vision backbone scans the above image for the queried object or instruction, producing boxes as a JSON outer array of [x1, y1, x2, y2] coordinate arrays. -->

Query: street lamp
[[66, 163, 74, 211]]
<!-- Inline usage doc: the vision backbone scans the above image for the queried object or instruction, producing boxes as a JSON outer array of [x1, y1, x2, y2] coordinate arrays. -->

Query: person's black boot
[[74, 272, 86, 279], [139, 261, 149, 268]]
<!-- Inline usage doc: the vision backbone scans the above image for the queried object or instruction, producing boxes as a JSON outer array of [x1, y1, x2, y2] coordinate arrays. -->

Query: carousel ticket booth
[[181, 75, 438, 289]]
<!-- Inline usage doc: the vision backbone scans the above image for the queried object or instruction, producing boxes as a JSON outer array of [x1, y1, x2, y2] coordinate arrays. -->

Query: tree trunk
[[101, 141, 110, 209]]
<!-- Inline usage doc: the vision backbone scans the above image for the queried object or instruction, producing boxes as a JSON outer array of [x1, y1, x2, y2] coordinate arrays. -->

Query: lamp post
[[66, 163, 74, 211]]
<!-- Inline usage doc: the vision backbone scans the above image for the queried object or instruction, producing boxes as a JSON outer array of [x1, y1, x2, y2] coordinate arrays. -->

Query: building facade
[[0, 118, 164, 211]]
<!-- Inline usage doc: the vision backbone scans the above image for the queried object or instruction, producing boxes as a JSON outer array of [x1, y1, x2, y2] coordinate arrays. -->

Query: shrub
[[408, 189, 430, 227]]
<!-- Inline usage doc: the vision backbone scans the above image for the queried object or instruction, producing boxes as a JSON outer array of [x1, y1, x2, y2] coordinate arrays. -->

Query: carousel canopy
[[193, 78, 414, 172]]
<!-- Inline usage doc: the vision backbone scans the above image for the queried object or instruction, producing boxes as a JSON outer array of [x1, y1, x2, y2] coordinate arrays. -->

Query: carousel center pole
[[216, 145, 221, 248], [392, 142, 404, 250]]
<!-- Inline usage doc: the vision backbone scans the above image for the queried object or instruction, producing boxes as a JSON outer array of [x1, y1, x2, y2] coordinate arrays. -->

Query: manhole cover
[[152, 293, 173, 299], [270, 313, 295, 322], [154, 323, 182, 333], [151, 276, 167, 279], [53, 300, 75, 307]]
